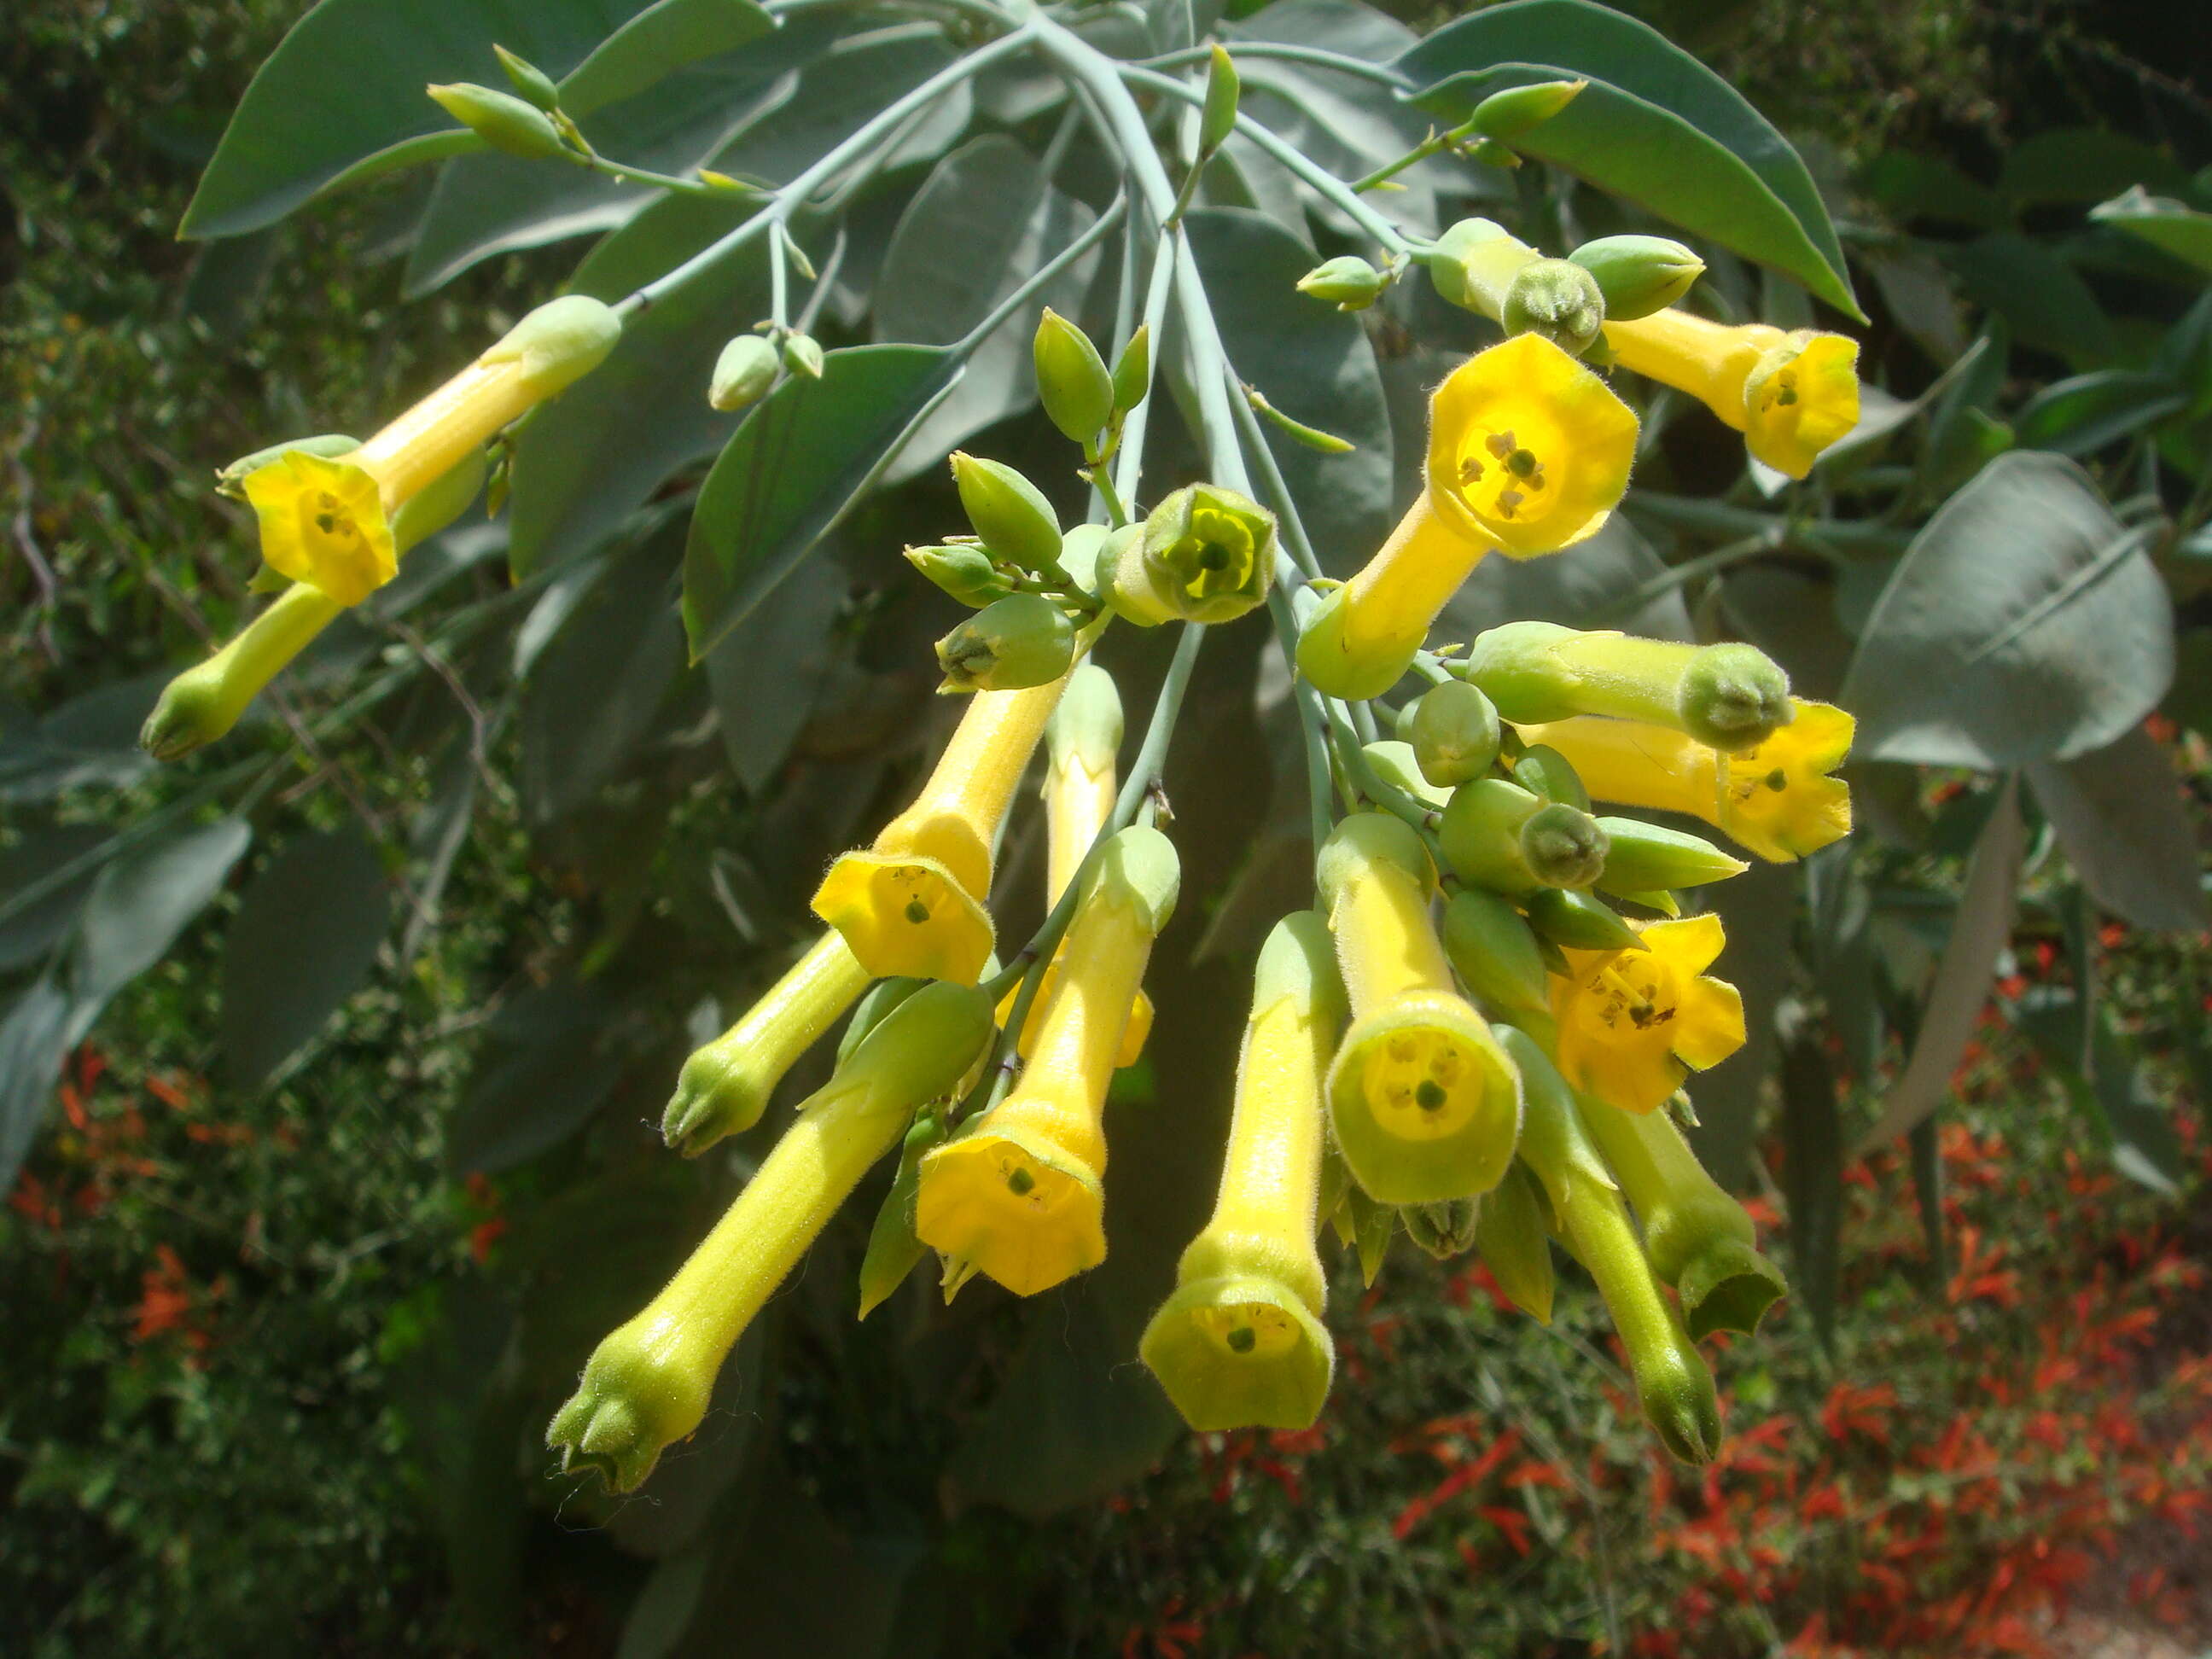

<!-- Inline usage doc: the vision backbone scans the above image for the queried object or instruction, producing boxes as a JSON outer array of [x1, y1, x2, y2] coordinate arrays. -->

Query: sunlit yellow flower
[[1297, 334, 1638, 701], [1516, 701, 1854, 862], [237, 295, 619, 602], [1141, 911, 1342, 1431], [545, 981, 992, 1492], [1604, 310, 1860, 479], [1318, 814, 1520, 1203], [915, 828, 1177, 1296], [1551, 914, 1745, 1115], [1428, 332, 1640, 556], [813, 673, 1073, 983]]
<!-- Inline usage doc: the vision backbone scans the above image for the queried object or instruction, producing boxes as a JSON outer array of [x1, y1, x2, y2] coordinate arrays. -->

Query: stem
[[769, 223, 792, 331], [1349, 114, 1480, 195], [1137, 42, 1413, 92], [578, 151, 749, 200]]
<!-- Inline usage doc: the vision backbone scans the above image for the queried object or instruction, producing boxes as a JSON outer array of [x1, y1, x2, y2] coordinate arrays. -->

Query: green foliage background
[[3, 1, 2209, 1655]]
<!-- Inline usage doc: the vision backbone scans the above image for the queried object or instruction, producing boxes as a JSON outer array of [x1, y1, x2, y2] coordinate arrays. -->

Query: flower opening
[[1551, 914, 1746, 1114]]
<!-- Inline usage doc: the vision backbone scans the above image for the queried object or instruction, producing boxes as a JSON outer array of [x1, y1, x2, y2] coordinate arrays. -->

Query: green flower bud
[[427, 81, 569, 160], [1441, 777, 1609, 894], [1511, 743, 1590, 812], [1361, 740, 1451, 811], [708, 334, 780, 411], [1500, 1028, 1720, 1464], [1567, 235, 1704, 323], [934, 593, 1076, 694], [492, 44, 563, 113], [480, 294, 623, 398], [1296, 256, 1388, 311], [905, 543, 1013, 608], [781, 331, 824, 380], [836, 976, 928, 1068], [387, 446, 487, 552], [1474, 1161, 1555, 1321], [1107, 483, 1277, 626], [1425, 217, 1516, 314], [1441, 888, 1551, 1021], [1594, 818, 1749, 894], [1502, 258, 1606, 358], [951, 451, 1062, 574], [1467, 78, 1586, 141], [1410, 679, 1502, 788], [1053, 522, 1134, 600], [1033, 308, 1115, 442], [1679, 642, 1794, 753], [1200, 42, 1240, 153], [1110, 323, 1151, 417], [1465, 622, 1794, 754], [1524, 886, 1643, 952], [1402, 1195, 1482, 1260], [216, 434, 359, 498]]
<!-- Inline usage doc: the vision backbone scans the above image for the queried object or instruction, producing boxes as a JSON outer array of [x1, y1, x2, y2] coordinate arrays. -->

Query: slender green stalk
[[1137, 40, 1413, 91]]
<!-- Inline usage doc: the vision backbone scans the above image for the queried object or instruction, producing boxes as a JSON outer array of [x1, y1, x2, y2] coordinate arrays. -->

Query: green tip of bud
[[1520, 802, 1609, 889], [1468, 77, 1586, 141], [1033, 308, 1115, 442], [781, 332, 824, 380], [1595, 818, 1749, 894], [1316, 809, 1435, 908], [545, 1325, 713, 1493], [1410, 679, 1502, 788], [140, 672, 231, 762], [1108, 483, 1276, 626], [950, 451, 1063, 574], [1201, 43, 1241, 153], [1639, 1350, 1724, 1466], [1679, 643, 1792, 752], [1524, 885, 1643, 952], [1295, 256, 1388, 311], [1567, 234, 1704, 323], [492, 44, 563, 113], [1140, 1273, 1333, 1432], [426, 81, 569, 160], [1402, 1196, 1482, 1260], [1441, 888, 1551, 1021], [1502, 258, 1606, 358], [934, 593, 1076, 694], [708, 334, 780, 411], [1511, 744, 1591, 812], [480, 295, 622, 397], [661, 1045, 765, 1158], [1677, 1237, 1789, 1341], [547, 1394, 661, 1493], [905, 543, 1014, 609], [1441, 777, 1604, 894]]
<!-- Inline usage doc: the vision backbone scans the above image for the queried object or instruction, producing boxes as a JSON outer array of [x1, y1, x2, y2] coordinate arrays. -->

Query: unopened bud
[[905, 543, 1012, 608], [1441, 777, 1608, 894], [1568, 235, 1703, 322], [480, 294, 622, 397], [1474, 1162, 1555, 1321], [492, 44, 562, 113], [1296, 256, 1388, 311], [1033, 308, 1115, 442], [1595, 818, 1749, 894], [1511, 743, 1590, 812], [934, 593, 1076, 693], [1107, 483, 1277, 626], [1402, 1196, 1482, 1260], [1410, 679, 1501, 788], [1525, 885, 1642, 952], [1110, 323, 1151, 416], [1679, 643, 1793, 752], [1467, 78, 1586, 141], [951, 451, 1063, 573], [781, 330, 824, 380], [1502, 258, 1605, 357], [427, 81, 569, 160], [1441, 888, 1551, 1021], [1200, 43, 1240, 153], [708, 334, 779, 411]]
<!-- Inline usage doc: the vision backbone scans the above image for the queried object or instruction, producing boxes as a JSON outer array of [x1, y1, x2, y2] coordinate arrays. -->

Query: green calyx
[[1296, 256, 1388, 311], [934, 593, 1076, 694], [1033, 308, 1115, 443], [1595, 818, 1748, 894], [951, 451, 1063, 574], [1315, 810, 1435, 910], [1474, 1161, 1556, 1322], [1502, 259, 1606, 357], [1511, 743, 1590, 812], [1567, 235, 1703, 322], [905, 543, 1014, 608], [1467, 78, 1586, 141], [428, 81, 569, 160], [1085, 824, 1182, 937], [1108, 483, 1277, 626], [1440, 777, 1609, 894], [1410, 679, 1502, 788], [1441, 888, 1551, 1021], [708, 334, 780, 411], [1524, 886, 1642, 952], [1047, 661, 1125, 777], [1401, 1195, 1482, 1260], [481, 295, 622, 398]]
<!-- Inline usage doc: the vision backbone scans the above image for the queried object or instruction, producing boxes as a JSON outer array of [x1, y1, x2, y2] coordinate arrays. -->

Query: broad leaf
[[2011, 988, 2187, 1195], [0, 980, 76, 1196], [682, 344, 961, 661], [2014, 370, 2186, 456], [705, 558, 848, 795], [221, 826, 393, 1091], [1842, 453, 2173, 769], [182, 0, 660, 237], [66, 818, 253, 1018], [1187, 207, 1396, 566], [445, 979, 625, 1173], [2027, 727, 2209, 933], [2091, 186, 2212, 276], [559, 0, 777, 115], [0, 673, 163, 805], [2000, 131, 2194, 210], [1943, 232, 2118, 368], [1778, 1021, 1842, 1348], [1395, 0, 1859, 317], [0, 825, 112, 974]]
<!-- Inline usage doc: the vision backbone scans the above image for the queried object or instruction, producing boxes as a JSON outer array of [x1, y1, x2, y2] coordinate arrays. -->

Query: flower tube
[[1550, 914, 1745, 1115], [812, 672, 1074, 984], [1298, 335, 1639, 701], [1141, 911, 1343, 1431], [914, 826, 1179, 1296], [546, 980, 992, 1493], [1604, 309, 1860, 479], [1463, 622, 1794, 754], [1318, 813, 1521, 1203], [1515, 701, 1854, 862]]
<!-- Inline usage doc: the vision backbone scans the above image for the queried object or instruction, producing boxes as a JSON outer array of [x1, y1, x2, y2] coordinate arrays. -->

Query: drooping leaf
[[0, 673, 164, 805], [2014, 370, 2186, 456], [1943, 233, 2118, 368], [1858, 151, 2009, 231], [1854, 778, 2023, 1153], [182, 0, 661, 237], [2090, 186, 2212, 276], [1842, 453, 2173, 770], [558, 0, 777, 115], [1778, 1018, 1842, 1348], [682, 344, 962, 661], [0, 825, 113, 974], [1395, 0, 1859, 317], [2026, 727, 2209, 933], [1999, 131, 2194, 210], [872, 135, 1100, 483], [220, 825, 393, 1091], [66, 818, 253, 1019], [1186, 207, 1395, 566], [0, 979, 76, 1196], [704, 557, 849, 795]]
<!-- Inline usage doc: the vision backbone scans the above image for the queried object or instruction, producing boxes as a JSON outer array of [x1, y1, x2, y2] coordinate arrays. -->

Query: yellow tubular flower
[[1551, 914, 1745, 1115], [1318, 813, 1521, 1204], [1516, 701, 1854, 862], [1141, 911, 1344, 1431], [814, 672, 1074, 984], [1296, 334, 1638, 701], [914, 828, 1179, 1296], [1604, 309, 1860, 479], [241, 295, 620, 602], [998, 664, 1152, 1065]]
